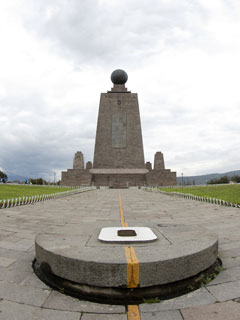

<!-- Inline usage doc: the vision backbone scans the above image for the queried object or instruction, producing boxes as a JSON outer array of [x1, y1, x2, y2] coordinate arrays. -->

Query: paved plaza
[[0, 188, 240, 319]]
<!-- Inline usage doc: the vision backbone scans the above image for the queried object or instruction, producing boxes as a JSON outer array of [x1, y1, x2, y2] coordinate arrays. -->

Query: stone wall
[[93, 173, 146, 188], [62, 168, 176, 187], [61, 169, 92, 186], [146, 169, 176, 186]]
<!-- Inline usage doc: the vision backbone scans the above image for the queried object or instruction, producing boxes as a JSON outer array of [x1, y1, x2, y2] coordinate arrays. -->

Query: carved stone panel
[[112, 112, 127, 148]]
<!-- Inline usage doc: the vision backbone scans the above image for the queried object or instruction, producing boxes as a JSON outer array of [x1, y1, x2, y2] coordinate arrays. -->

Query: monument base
[[146, 169, 177, 186], [34, 222, 220, 304], [33, 258, 221, 305], [61, 167, 177, 187], [90, 168, 148, 188]]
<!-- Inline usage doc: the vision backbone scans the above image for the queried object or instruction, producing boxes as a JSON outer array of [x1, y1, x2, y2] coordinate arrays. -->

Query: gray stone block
[[207, 280, 240, 301], [0, 266, 30, 284], [0, 256, 16, 267], [0, 300, 37, 320], [35, 308, 81, 320], [81, 314, 127, 320], [140, 288, 216, 312], [225, 266, 240, 279], [181, 300, 240, 320], [43, 291, 125, 313], [0, 281, 50, 306], [141, 310, 183, 320], [206, 269, 236, 285]]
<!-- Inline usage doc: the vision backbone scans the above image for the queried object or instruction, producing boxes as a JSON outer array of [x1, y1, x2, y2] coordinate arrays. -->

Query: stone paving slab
[[0, 240, 33, 251], [220, 248, 240, 258], [139, 288, 216, 313], [0, 266, 30, 283], [207, 269, 236, 285], [141, 310, 183, 320], [0, 300, 38, 320], [0, 188, 240, 319], [0, 247, 33, 260], [181, 301, 240, 320], [43, 291, 126, 313], [35, 308, 81, 320], [0, 300, 81, 320], [21, 272, 51, 289], [81, 314, 127, 320], [0, 256, 16, 267], [225, 266, 240, 279], [0, 281, 50, 306], [220, 257, 240, 269], [207, 280, 240, 301], [219, 240, 240, 251]]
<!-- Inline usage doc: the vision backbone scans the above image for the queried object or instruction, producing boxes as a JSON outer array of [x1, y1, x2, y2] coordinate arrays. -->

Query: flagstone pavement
[[0, 188, 240, 319]]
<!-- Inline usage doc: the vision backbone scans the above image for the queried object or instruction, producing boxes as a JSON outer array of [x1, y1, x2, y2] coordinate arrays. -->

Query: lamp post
[[181, 173, 183, 186]]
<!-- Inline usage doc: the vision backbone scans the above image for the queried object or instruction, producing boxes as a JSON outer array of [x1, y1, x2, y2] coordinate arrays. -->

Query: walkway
[[0, 188, 240, 319]]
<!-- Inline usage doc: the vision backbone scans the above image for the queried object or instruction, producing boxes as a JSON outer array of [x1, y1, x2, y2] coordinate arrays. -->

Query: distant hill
[[6, 172, 28, 182], [177, 170, 240, 185]]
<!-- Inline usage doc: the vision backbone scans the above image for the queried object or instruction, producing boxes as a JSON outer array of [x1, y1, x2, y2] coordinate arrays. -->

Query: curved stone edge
[[35, 234, 218, 287], [137, 239, 218, 286], [35, 240, 127, 287], [33, 258, 222, 305]]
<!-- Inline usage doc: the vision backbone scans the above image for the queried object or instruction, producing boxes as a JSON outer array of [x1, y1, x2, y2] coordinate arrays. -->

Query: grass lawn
[[0, 184, 74, 200], [159, 184, 240, 205]]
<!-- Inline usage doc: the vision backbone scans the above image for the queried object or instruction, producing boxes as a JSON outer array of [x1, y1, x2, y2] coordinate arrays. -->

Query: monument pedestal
[[90, 168, 148, 188], [34, 222, 220, 304]]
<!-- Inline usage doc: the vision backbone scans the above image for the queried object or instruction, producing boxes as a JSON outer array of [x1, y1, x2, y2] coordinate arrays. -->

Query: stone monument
[[35, 74, 219, 303], [61, 69, 176, 187], [73, 151, 84, 169]]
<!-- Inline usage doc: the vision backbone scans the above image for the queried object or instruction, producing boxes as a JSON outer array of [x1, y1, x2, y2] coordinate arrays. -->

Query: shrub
[[231, 175, 240, 183], [207, 176, 230, 185], [29, 178, 47, 185]]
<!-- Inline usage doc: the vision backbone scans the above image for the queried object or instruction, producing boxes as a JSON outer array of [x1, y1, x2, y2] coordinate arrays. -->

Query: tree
[[0, 170, 8, 180], [29, 178, 47, 185], [231, 175, 240, 183], [207, 176, 230, 185]]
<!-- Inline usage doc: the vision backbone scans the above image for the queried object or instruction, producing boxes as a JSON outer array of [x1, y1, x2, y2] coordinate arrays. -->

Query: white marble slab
[[98, 227, 157, 242]]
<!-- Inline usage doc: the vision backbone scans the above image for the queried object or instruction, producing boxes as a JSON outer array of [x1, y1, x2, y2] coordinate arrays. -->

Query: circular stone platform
[[34, 222, 219, 304]]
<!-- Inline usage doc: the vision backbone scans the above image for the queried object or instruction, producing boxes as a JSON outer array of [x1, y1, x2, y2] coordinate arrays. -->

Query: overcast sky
[[0, 0, 240, 180]]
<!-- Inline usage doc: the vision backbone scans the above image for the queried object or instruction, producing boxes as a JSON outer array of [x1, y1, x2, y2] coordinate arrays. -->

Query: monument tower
[[93, 69, 145, 169], [61, 69, 176, 187]]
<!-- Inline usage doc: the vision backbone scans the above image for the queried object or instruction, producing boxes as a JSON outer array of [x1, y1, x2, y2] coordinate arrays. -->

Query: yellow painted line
[[118, 190, 141, 320], [118, 189, 128, 227], [118, 190, 139, 288], [124, 246, 139, 288], [128, 305, 141, 320], [130, 246, 139, 286]]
